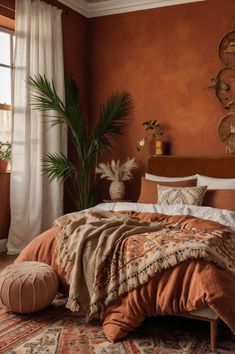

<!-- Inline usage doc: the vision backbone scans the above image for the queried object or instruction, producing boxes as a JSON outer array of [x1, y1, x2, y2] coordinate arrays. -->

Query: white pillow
[[145, 173, 197, 182], [197, 174, 235, 190]]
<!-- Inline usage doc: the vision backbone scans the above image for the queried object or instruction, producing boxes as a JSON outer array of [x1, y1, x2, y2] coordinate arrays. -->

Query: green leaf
[[42, 153, 76, 182], [94, 91, 133, 155], [27, 75, 134, 210], [27, 75, 65, 115], [28, 75, 85, 152], [64, 75, 86, 145]]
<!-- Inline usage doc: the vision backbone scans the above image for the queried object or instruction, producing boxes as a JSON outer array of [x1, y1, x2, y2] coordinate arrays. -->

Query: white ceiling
[[58, 0, 205, 18]]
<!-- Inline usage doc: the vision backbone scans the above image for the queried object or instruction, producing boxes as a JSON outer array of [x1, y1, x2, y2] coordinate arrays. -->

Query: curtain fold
[[7, 0, 66, 255]]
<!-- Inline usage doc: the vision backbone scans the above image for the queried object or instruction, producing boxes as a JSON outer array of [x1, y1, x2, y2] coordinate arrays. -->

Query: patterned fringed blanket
[[54, 209, 235, 320]]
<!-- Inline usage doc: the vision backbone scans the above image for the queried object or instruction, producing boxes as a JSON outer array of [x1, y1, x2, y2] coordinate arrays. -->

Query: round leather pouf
[[0, 261, 59, 313]]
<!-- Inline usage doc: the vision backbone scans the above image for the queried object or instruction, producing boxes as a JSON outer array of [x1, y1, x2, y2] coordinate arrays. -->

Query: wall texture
[[1, 0, 235, 205], [89, 0, 235, 201]]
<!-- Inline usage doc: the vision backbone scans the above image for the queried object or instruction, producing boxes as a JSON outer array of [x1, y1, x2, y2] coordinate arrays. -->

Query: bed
[[144, 155, 235, 350], [15, 156, 235, 352]]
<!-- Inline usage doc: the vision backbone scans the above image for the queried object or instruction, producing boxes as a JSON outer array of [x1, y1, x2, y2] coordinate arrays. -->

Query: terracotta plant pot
[[0, 159, 9, 173], [109, 181, 125, 200]]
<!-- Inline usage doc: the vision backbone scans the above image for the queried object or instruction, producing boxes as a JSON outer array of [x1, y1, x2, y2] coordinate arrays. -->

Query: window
[[0, 27, 14, 143]]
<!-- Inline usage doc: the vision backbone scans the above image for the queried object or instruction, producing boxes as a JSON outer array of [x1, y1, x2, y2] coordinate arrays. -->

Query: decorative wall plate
[[215, 67, 235, 109], [218, 113, 235, 153], [219, 31, 235, 66]]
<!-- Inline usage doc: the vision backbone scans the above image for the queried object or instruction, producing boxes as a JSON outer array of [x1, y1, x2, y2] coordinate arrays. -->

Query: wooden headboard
[[147, 156, 235, 178]]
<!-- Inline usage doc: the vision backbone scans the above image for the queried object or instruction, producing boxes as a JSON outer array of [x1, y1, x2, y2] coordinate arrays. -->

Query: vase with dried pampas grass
[[96, 158, 137, 200]]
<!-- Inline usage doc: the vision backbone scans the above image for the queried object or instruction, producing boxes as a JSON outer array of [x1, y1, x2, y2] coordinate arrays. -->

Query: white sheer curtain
[[7, 0, 66, 254]]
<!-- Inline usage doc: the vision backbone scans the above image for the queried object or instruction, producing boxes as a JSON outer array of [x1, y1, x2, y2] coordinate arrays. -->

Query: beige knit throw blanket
[[54, 209, 235, 320]]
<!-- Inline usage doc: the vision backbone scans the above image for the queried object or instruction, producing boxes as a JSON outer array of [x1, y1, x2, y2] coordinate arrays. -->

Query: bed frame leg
[[210, 319, 217, 352]]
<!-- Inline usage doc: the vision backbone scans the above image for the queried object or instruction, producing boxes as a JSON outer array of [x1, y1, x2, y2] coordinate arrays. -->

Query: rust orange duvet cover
[[15, 209, 235, 341]]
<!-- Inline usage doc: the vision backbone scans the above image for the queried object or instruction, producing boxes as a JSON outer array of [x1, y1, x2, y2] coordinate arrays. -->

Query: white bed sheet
[[95, 202, 235, 230]]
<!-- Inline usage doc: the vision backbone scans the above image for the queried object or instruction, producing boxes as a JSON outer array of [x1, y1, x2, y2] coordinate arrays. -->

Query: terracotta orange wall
[[89, 0, 235, 201], [1, 0, 234, 205]]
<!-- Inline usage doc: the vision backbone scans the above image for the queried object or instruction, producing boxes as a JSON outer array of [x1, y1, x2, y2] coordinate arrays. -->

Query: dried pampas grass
[[96, 158, 137, 182]]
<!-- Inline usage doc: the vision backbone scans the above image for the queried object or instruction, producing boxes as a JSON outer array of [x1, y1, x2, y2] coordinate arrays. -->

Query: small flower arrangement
[[96, 158, 137, 182], [0, 141, 11, 161], [137, 120, 163, 151]]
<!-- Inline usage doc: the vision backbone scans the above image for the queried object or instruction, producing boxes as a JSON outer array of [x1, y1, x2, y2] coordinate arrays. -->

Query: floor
[[0, 252, 17, 270], [0, 252, 234, 352]]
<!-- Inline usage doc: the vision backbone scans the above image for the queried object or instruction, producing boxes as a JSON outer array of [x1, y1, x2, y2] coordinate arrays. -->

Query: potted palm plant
[[27, 75, 133, 210]]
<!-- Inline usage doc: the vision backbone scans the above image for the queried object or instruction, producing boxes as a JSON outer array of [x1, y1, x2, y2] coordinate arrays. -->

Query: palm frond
[[90, 136, 112, 158], [28, 74, 134, 210], [42, 153, 76, 182], [28, 75, 85, 151], [94, 91, 133, 150], [64, 75, 85, 144], [27, 75, 65, 116]]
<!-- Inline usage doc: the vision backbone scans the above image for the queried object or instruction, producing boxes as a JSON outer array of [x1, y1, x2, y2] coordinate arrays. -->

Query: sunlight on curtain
[[0, 109, 11, 142], [7, 0, 67, 254]]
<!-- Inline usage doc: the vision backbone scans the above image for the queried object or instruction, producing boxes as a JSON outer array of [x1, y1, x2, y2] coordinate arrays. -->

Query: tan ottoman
[[0, 261, 59, 313]]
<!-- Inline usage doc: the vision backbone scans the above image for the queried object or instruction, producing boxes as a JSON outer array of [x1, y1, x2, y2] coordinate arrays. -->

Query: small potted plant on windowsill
[[0, 141, 11, 172]]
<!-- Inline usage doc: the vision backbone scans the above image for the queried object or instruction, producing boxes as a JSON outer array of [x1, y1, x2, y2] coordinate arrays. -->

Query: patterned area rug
[[0, 296, 234, 354]]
